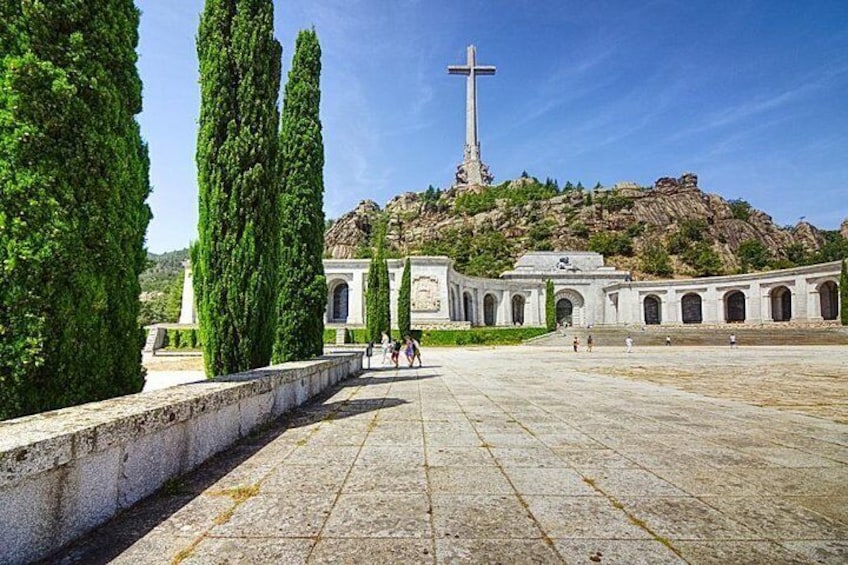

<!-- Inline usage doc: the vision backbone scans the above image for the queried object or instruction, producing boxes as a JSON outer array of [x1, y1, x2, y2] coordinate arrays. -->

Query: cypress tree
[[273, 29, 327, 362], [841, 259, 848, 326], [366, 254, 381, 343], [398, 258, 412, 337], [545, 280, 556, 331], [378, 251, 391, 338], [0, 1, 150, 419], [195, 0, 282, 376], [366, 221, 391, 342]]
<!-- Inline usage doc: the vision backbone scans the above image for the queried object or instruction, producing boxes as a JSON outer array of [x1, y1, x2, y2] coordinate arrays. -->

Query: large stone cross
[[448, 45, 495, 186]]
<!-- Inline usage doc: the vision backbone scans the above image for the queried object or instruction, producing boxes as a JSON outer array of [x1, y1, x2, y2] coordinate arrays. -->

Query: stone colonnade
[[606, 261, 842, 325]]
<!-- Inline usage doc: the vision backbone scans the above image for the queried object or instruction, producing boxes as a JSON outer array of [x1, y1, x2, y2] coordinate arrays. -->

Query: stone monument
[[448, 45, 495, 186]]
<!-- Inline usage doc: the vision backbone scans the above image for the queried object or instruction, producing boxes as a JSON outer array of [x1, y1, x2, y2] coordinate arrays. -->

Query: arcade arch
[[771, 286, 792, 321], [724, 291, 746, 323], [681, 293, 703, 324], [483, 294, 497, 326], [643, 295, 661, 325], [329, 281, 349, 323], [555, 289, 585, 327], [819, 281, 839, 321], [511, 294, 526, 326]]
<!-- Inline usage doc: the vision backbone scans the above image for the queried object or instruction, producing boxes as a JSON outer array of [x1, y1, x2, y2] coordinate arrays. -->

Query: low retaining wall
[[0, 353, 362, 564]]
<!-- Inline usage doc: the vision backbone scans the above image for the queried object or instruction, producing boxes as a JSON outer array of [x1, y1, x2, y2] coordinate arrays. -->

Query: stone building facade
[[323, 252, 842, 328], [181, 252, 843, 329]]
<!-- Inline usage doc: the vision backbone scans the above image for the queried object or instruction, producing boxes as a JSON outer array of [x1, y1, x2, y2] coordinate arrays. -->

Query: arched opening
[[643, 295, 661, 325], [463, 291, 474, 325], [681, 293, 703, 324], [771, 286, 792, 321], [484, 294, 497, 326], [725, 291, 746, 323], [556, 298, 573, 327], [819, 281, 839, 320], [511, 295, 525, 326], [331, 282, 349, 323], [449, 288, 457, 320]]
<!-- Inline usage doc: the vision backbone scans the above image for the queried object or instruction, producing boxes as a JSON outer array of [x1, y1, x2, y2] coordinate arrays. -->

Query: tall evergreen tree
[[366, 221, 391, 342], [545, 280, 556, 331], [366, 254, 381, 343], [273, 29, 327, 362], [194, 0, 282, 376], [0, 1, 150, 419], [398, 258, 412, 337], [841, 259, 848, 326]]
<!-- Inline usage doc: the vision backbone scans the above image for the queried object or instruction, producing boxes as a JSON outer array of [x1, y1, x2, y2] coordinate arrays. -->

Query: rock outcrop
[[324, 173, 836, 277]]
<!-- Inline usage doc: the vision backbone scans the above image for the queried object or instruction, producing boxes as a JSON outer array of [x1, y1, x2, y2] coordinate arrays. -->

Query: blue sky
[[137, 0, 848, 253]]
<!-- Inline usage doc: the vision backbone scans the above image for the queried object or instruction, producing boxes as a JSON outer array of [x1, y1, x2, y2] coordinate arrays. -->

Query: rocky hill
[[324, 173, 848, 279]]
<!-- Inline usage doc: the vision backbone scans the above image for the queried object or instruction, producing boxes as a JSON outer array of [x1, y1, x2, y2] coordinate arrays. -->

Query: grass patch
[[171, 537, 204, 565], [212, 507, 235, 526]]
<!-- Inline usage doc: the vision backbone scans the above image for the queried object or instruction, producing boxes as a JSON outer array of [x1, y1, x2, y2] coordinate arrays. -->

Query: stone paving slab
[[52, 346, 848, 564]]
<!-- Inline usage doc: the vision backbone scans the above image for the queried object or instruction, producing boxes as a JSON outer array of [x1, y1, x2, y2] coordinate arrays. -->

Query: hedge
[[323, 327, 548, 346]]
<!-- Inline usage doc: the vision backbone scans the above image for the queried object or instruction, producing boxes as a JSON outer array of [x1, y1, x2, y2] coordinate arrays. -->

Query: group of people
[[570, 335, 594, 353], [379, 332, 422, 369]]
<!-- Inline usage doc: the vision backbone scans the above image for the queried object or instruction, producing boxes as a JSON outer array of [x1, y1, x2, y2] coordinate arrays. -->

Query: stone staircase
[[530, 324, 848, 347], [335, 327, 348, 345]]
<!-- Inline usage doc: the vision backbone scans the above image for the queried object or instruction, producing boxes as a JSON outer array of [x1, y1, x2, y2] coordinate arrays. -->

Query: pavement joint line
[[417, 366, 440, 563], [303, 377, 384, 563], [442, 366, 569, 563], [578, 477, 690, 562]]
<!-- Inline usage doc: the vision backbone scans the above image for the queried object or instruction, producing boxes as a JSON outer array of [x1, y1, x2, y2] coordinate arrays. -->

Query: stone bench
[[0, 353, 362, 564]]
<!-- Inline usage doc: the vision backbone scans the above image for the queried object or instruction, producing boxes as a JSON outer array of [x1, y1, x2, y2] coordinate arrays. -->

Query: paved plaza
[[58, 346, 848, 564]]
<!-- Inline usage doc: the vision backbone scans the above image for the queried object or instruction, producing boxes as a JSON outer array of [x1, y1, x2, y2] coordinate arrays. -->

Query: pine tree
[[545, 280, 556, 331], [273, 29, 326, 362], [398, 258, 411, 337], [195, 0, 281, 376], [0, 1, 150, 419], [840, 259, 848, 326]]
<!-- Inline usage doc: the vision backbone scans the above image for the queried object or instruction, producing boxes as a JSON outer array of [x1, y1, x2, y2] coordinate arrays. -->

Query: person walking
[[729, 333, 737, 349], [625, 335, 633, 353], [390, 338, 401, 368], [380, 331, 390, 366], [404, 335, 416, 367], [587, 334, 594, 353], [410, 336, 423, 367], [665, 336, 671, 346], [572, 336, 579, 353]]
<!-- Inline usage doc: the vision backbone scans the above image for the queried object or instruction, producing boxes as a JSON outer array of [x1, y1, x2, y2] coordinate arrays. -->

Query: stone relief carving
[[411, 276, 441, 312]]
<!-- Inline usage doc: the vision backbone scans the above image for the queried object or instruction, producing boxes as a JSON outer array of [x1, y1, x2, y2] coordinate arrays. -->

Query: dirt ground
[[535, 345, 848, 424]]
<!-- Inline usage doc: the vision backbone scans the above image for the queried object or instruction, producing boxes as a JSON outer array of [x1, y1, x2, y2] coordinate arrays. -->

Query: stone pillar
[[178, 262, 195, 324]]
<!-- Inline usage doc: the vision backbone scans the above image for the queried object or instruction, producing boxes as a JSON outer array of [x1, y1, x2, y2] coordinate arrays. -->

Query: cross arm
[[475, 66, 496, 75], [448, 65, 471, 75]]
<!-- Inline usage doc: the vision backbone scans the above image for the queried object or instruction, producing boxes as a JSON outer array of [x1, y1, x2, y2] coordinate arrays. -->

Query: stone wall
[[0, 353, 362, 564]]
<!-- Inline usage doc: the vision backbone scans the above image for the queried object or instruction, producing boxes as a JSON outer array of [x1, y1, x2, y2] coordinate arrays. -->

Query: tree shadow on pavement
[[44, 373, 410, 564]]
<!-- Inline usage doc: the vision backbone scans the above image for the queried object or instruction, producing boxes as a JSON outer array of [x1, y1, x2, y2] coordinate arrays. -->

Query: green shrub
[[588, 232, 633, 256], [728, 199, 752, 221], [570, 221, 589, 238], [626, 221, 647, 238], [164, 328, 202, 350], [595, 191, 634, 212], [682, 242, 724, 277], [418, 327, 547, 346], [639, 240, 673, 276], [737, 239, 772, 272]]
